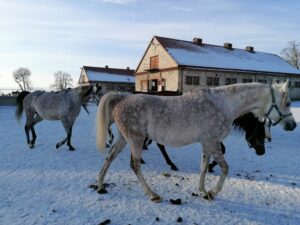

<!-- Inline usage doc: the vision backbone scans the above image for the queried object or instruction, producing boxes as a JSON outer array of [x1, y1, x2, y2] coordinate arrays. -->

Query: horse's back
[[112, 91, 230, 147], [24, 90, 81, 120]]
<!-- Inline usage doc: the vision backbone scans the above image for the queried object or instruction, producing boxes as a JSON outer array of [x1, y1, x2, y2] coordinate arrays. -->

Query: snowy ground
[[0, 103, 300, 225]]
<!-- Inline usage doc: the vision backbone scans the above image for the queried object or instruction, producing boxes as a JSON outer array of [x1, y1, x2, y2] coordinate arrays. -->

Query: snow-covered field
[[1, 103, 300, 225]]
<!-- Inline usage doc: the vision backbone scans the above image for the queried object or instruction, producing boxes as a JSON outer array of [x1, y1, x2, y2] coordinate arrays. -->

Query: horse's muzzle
[[284, 121, 297, 131]]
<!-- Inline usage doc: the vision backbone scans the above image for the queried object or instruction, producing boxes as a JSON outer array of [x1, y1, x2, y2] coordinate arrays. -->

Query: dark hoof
[[170, 198, 181, 205], [88, 184, 98, 190], [56, 144, 60, 149], [97, 188, 108, 194], [98, 219, 111, 225], [151, 196, 162, 203], [29, 145, 34, 149], [202, 192, 214, 201], [171, 166, 178, 171], [141, 158, 145, 164], [68, 146, 75, 151]]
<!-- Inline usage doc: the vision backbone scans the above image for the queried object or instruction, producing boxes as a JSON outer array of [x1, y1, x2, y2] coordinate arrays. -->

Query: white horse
[[95, 81, 296, 202], [15, 86, 93, 150]]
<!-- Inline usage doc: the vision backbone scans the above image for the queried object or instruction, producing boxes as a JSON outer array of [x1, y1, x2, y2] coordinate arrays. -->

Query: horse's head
[[245, 118, 266, 155], [79, 85, 94, 104], [264, 80, 296, 131], [233, 113, 266, 155]]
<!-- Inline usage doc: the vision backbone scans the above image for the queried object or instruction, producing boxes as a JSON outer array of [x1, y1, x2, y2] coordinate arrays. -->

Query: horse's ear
[[281, 79, 289, 93], [272, 79, 277, 85]]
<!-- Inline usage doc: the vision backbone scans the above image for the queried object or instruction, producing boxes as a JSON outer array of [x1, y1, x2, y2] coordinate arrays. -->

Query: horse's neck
[[220, 84, 270, 119]]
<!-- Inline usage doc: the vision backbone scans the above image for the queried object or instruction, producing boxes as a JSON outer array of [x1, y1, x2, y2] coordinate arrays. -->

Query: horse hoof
[[203, 192, 214, 201], [97, 188, 108, 194], [171, 166, 178, 171], [29, 145, 34, 149], [69, 147, 75, 151], [88, 184, 98, 190], [56, 144, 60, 149], [151, 196, 162, 203]]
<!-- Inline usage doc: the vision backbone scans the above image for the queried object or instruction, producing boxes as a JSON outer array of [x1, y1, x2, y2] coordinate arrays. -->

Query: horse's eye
[[286, 102, 291, 107]]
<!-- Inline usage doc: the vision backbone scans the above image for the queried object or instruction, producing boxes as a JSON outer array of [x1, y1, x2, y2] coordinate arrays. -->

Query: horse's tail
[[15, 91, 30, 122], [95, 92, 127, 151]]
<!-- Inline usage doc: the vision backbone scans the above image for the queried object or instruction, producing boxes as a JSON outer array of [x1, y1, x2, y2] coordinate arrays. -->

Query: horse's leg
[[56, 119, 74, 150], [129, 136, 161, 202], [208, 142, 225, 173], [108, 127, 114, 145], [24, 110, 35, 148], [198, 147, 211, 199], [29, 114, 43, 148], [96, 133, 127, 193], [66, 125, 75, 151], [157, 143, 178, 171], [200, 141, 229, 200]]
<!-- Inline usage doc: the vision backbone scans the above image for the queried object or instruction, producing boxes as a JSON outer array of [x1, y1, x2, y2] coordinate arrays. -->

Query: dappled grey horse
[[95, 81, 296, 202], [15, 86, 93, 150]]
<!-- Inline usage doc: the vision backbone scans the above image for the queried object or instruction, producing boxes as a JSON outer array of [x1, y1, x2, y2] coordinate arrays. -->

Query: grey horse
[[16, 86, 93, 150], [95, 81, 296, 202]]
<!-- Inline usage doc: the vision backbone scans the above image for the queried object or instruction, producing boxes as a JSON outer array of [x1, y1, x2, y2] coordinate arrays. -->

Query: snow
[[1, 103, 300, 225], [87, 71, 134, 83], [164, 41, 300, 75]]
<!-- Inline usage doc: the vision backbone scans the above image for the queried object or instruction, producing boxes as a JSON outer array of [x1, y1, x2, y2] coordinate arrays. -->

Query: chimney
[[245, 46, 254, 53], [224, 42, 233, 50], [193, 38, 203, 45], [105, 65, 109, 69], [126, 67, 130, 70]]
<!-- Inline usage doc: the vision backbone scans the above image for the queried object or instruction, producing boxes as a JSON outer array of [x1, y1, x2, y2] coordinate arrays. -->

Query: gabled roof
[[82, 66, 135, 83], [155, 36, 300, 75]]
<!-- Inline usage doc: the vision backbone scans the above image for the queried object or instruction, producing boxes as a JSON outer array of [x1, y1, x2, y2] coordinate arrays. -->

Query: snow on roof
[[155, 36, 300, 75], [83, 66, 135, 83]]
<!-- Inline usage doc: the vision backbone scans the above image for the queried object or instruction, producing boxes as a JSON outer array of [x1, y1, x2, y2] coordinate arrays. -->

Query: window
[[207, 77, 219, 86], [258, 79, 267, 84], [225, 78, 237, 85], [186, 76, 200, 85], [193, 77, 200, 85], [150, 55, 159, 69], [295, 81, 300, 87], [185, 76, 193, 85], [242, 78, 252, 83]]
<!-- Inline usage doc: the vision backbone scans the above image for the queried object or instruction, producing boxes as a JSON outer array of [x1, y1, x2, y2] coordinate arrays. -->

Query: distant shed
[[78, 66, 135, 93]]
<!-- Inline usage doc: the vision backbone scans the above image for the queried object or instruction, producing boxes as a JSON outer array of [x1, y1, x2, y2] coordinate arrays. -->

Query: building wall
[[181, 68, 300, 99], [136, 38, 177, 74]]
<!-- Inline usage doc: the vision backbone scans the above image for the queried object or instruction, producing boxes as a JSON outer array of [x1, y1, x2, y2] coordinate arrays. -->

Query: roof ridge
[[154, 35, 273, 55]]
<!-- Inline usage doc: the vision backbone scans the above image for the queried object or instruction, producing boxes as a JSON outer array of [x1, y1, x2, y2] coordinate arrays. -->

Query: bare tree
[[51, 71, 73, 91], [12, 67, 33, 91], [281, 40, 300, 69]]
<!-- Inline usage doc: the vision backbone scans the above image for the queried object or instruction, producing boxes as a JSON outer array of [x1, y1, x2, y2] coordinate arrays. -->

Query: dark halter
[[264, 86, 292, 126]]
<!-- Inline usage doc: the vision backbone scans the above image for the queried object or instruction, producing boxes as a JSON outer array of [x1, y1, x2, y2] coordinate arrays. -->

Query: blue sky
[[1, 0, 300, 89]]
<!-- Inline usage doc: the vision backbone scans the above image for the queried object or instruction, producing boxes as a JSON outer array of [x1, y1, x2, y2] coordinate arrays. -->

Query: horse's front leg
[[208, 152, 228, 198], [129, 136, 161, 202], [58, 119, 75, 151], [198, 150, 211, 199], [200, 141, 228, 200]]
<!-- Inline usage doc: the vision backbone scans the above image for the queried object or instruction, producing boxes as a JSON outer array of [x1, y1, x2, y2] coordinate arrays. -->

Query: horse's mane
[[232, 112, 256, 134]]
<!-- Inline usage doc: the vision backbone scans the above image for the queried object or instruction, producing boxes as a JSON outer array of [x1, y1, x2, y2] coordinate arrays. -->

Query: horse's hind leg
[[129, 136, 161, 202], [96, 133, 127, 194], [157, 143, 178, 171], [29, 114, 43, 148]]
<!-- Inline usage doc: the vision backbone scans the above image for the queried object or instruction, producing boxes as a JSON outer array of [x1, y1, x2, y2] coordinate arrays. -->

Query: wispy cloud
[[90, 0, 137, 4]]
